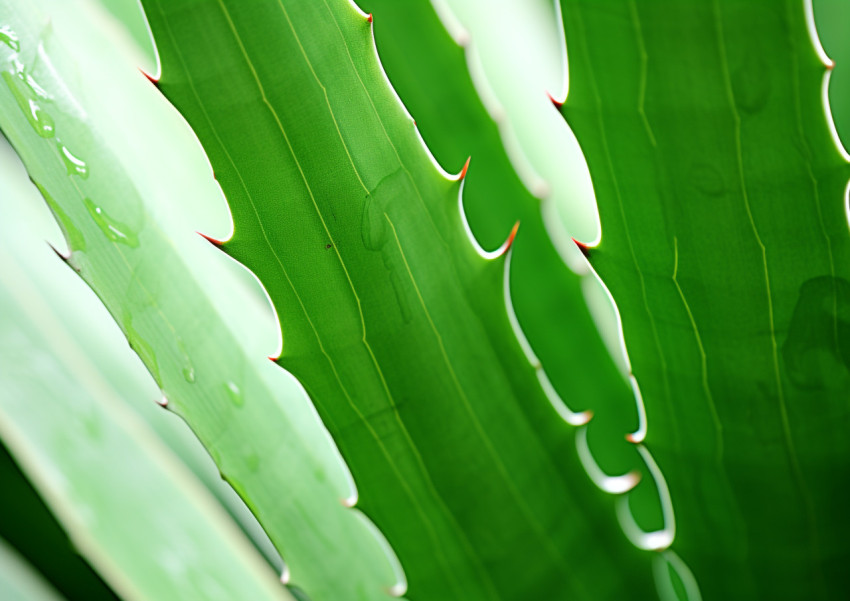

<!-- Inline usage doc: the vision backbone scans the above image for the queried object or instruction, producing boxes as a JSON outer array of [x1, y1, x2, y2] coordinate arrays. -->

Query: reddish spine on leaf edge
[[140, 68, 159, 86], [546, 91, 564, 109], [500, 221, 520, 255], [459, 156, 471, 180], [572, 237, 590, 258], [367, 13, 373, 23], [197, 231, 225, 247]]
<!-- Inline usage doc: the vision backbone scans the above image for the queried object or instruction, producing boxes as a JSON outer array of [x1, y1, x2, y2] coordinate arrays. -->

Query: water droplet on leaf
[[0, 26, 20, 52], [84, 197, 139, 247], [58, 143, 89, 178], [2, 70, 54, 137], [226, 381, 244, 407]]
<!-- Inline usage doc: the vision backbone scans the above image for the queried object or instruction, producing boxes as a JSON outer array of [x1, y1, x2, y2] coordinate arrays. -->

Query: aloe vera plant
[[1, 0, 849, 599]]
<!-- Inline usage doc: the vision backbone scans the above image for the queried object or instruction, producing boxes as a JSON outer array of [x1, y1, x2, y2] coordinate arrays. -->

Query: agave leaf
[[142, 0, 652, 598], [0, 137, 290, 601], [360, 0, 657, 511], [813, 0, 850, 144], [0, 536, 66, 601], [560, 1, 850, 598], [0, 436, 117, 601], [0, 0, 398, 598]]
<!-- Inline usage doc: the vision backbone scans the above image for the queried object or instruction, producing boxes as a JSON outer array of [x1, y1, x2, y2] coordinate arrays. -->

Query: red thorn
[[546, 91, 564, 109], [197, 231, 224, 247], [367, 13, 373, 23], [827, 59, 836, 71], [499, 221, 520, 256], [459, 156, 471, 180], [140, 68, 159, 86], [572, 237, 590, 258], [625, 433, 639, 443], [268, 355, 278, 363]]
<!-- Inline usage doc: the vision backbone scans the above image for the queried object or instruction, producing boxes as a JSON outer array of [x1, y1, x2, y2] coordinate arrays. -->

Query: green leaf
[[0, 536, 66, 601], [360, 0, 652, 509], [0, 0, 398, 598], [142, 0, 651, 598], [560, 1, 850, 598], [0, 439, 115, 601], [0, 138, 290, 601]]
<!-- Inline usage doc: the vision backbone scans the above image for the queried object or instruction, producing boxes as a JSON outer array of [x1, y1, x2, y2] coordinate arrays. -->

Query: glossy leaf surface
[[143, 0, 650, 599], [560, 1, 850, 598], [0, 1, 396, 598], [0, 144, 289, 601]]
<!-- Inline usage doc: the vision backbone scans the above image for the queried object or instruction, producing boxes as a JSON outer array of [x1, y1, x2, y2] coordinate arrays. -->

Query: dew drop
[[0, 26, 19, 52], [58, 143, 89, 178], [225, 381, 244, 407], [83, 197, 139, 247], [2, 71, 54, 137], [34, 182, 86, 252], [123, 311, 162, 384]]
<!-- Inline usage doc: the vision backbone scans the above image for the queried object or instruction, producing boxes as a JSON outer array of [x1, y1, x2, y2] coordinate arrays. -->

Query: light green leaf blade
[[143, 0, 651, 599], [0, 0, 398, 598], [0, 140, 291, 601], [0, 537, 66, 601], [560, 1, 850, 598]]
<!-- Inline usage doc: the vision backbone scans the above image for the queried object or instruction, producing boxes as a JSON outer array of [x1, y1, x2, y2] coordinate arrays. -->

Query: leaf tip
[[625, 431, 645, 444], [499, 220, 520, 256], [459, 155, 471, 180], [47, 240, 70, 262], [546, 90, 564, 109], [140, 67, 159, 87], [572, 237, 591, 258], [197, 230, 225, 247]]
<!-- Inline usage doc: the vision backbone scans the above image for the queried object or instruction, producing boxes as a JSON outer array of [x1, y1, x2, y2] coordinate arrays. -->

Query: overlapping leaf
[[0, 1, 397, 598], [560, 1, 850, 598], [142, 0, 652, 599]]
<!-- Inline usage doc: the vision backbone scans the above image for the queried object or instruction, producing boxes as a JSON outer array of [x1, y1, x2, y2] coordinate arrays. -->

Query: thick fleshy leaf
[[0, 536, 66, 601], [142, 0, 651, 599], [0, 136, 290, 601], [0, 0, 397, 597], [560, 1, 850, 598]]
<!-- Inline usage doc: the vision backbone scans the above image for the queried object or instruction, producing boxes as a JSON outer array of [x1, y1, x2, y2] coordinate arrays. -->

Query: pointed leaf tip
[[546, 91, 564, 109], [572, 237, 591, 258], [497, 221, 520, 257], [459, 156, 471, 180], [140, 68, 159, 86], [46, 240, 69, 262], [197, 231, 224, 247]]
